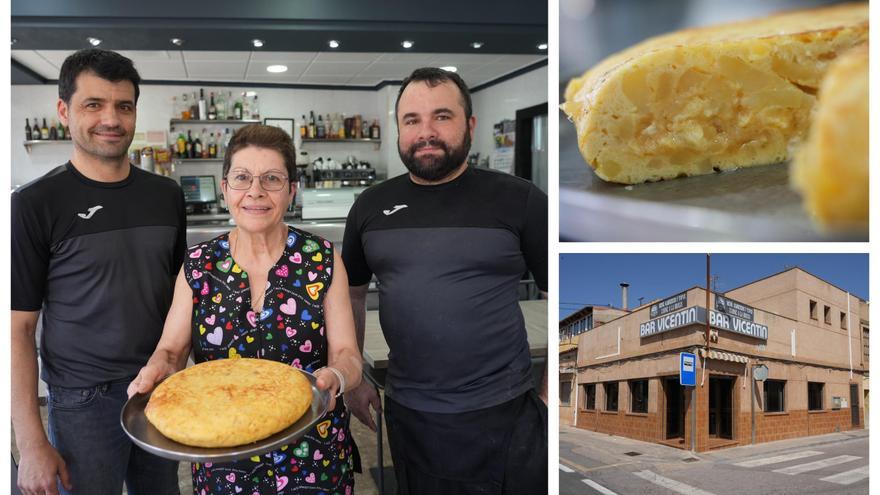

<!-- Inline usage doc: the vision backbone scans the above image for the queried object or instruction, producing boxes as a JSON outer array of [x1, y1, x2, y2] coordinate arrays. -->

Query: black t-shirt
[[343, 167, 547, 413], [11, 162, 186, 387]]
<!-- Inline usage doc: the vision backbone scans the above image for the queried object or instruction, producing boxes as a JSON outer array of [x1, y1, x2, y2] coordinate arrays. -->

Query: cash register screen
[[180, 175, 217, 204]]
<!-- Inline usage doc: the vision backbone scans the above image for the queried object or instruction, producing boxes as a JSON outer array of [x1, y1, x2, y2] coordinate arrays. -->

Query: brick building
[[561, 267, 868, 452], [559, 305, 629, 425]]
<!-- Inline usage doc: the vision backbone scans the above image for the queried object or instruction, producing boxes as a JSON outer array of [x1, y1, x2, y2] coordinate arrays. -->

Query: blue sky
[[559, 254, 868, 319]]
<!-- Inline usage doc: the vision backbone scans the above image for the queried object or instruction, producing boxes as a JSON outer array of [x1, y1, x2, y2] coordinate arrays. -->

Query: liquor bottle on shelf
[[216, 91, 227, 120], [370, 119, 381, 140], [300, 115, 307, 138], [190, 92, 199, 121], [201, 129, 210, 158], [181, 93, 191, 119], [327, 114, 336, 139], [57, 121, 66, 140], [222, 128, 232, 156], [338, 113, 347, 139], [41, 118, 50, 140], [186, 130, 194, 158], [25, 118, 32, 140], [361, 118, 369, 140], [226, 91, 234, 120], [251, 95, 260, 121], [233, 95, 243, 120], [49, 120, 58, 140], [198, 89, 207, 121], [177, 131, 186, 158], [208, 132, 217, 158], [194, 131, 203, 158], [207, 92, 217, 120], [316, 115, 326, 139], [242, 93, 252, 120], [308, 111, 316, 139]]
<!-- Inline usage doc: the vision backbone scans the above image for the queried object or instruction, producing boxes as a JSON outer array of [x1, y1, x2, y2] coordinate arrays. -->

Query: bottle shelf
[[173, 158, 224, 163], [23, 140, 72, 152], [170, 119, 260, 125], [301, 138, 381, 143]]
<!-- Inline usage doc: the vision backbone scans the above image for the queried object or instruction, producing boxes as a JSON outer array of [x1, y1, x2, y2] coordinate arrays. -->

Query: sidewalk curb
[[561, 425, 868, 463]]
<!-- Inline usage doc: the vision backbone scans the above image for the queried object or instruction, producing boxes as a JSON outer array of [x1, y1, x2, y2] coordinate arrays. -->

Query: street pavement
[[559, 425, 869, 495]]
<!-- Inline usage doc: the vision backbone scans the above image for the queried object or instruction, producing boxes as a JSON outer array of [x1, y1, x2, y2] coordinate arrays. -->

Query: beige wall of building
[[567, 268, 867, 452]]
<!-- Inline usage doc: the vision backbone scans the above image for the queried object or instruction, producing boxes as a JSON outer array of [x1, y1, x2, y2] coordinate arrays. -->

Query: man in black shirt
[[343, 68, 548, 494], [11, 49, 184, 495]]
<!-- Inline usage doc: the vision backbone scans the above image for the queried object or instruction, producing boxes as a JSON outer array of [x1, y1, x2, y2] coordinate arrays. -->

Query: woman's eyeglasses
[[226, 171, 290, 191]]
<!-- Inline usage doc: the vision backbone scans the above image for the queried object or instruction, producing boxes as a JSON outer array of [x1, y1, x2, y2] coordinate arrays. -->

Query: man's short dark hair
[[395, 67, 472, 121], [58, 49, 141, 104]]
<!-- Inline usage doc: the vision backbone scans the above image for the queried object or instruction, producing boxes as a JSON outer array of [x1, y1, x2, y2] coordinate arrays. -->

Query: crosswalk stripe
[[582, 478, 620, 495], [819, 465, 869, 485], [734, 450, 824, 467], [773, 455, 861, 475], [559, 464, 575, 473], [633, 470, 716, 495]]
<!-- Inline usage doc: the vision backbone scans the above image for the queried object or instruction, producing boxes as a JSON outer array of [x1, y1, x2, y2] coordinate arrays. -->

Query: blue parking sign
[[680, 352, 696, 386]]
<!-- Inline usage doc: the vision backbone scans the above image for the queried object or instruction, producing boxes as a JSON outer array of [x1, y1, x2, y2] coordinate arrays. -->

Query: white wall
[[11, 66, 546, 187], [11, 84, 386, 187], [470, 65, 548, 166]]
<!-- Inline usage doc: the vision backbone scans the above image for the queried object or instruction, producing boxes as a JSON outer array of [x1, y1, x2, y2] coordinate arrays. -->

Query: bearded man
[[342, 67, 548, 494]]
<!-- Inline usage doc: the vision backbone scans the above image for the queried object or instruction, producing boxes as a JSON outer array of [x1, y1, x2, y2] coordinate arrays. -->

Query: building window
[[824, 305, 831, 324], [630, 379, 648, 413], [810, 300, 818, 320], [584, 383, 596, 410], [808, 382, 824, 411], [763, 380, 785, 412], [863, 326, 870, 364], [560, 381, 571, 406], [604, 382, 618, 411], [840, 311, 847, 329]]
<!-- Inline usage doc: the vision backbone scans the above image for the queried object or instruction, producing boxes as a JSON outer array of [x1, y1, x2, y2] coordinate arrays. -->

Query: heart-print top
[[185, 227, 357, 493], [184, 225, 334, 370]]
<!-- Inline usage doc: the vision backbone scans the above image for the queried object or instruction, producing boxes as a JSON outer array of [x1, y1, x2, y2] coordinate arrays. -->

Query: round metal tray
[[121, 369, 330, 462]]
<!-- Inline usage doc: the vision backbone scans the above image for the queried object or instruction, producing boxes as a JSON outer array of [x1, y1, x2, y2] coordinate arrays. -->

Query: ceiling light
[[170, 38, 184, 46], [537, 43, 548, 50], [267, 64, 288, 73], [252, 39, 264, 48], [401, 40, 414, 49], [328, 40, 340, 49], [87, 37, 102, 46], [440, 66, 457, 73], [471, 42, 483, 49]]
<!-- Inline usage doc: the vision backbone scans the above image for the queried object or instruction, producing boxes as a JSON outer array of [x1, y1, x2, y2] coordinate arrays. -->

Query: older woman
[[129, 124, 362, 494]]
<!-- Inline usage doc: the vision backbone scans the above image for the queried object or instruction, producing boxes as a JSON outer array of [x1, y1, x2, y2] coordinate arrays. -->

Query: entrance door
[[851, 384, 860, 426], [709, 376, 733, 439], [665, 377, 685, 439]]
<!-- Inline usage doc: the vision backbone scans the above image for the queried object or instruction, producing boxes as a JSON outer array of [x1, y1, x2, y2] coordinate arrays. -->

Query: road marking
[[559, 456, 633, 474], [633, 470, 716, 495], [819, 465, 869, 485], [734, 450, 824, 467], [773, 455, 861, 475], [559, 464, 575, 473], [582, 478, 620, 495]]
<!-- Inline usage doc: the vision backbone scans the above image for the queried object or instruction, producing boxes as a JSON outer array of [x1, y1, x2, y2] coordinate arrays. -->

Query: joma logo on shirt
[[382, 204, 408, 216], [77, 205, 103, 219]]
